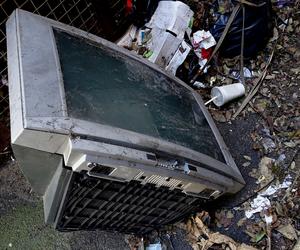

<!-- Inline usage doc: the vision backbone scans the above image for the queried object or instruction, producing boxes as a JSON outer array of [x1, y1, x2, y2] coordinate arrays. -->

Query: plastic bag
[[210, 0, 273, 58]]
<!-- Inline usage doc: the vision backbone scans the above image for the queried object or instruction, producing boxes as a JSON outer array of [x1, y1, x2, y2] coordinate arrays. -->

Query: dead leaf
[[225, 110, 232, 120], [276, 224, 298, 241], [275, 202, 285, 216], [183, 213, 258, 250], [227, 211, 234, 219], [290, 67, 300, 74], [254, 99, 269, 112], [215, 210, 233, 228], [211, 110, 227, 123], [238, 243, 258, 250], [265, 74, 276, 80], [257, 157, 274, 187], [284, 141, 297, 148], [191, 222, 201, 239], [254, 231, 266, 242], [237, 218, 247, 227], [195, 216, 209, 237], [292, 239, 300, 250], [202, 232, 258, 250]]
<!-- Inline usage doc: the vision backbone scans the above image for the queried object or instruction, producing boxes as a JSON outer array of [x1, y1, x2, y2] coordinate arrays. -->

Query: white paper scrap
[[166, 41, 191, 75], [192, 30, 216, 50], [245, 175, 293, 219], [245, 195, 271, 219], [264, 214, 273, 225]]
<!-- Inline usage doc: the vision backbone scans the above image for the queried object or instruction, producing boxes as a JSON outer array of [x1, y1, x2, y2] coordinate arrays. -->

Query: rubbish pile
[[119, 1, 300, 250], [118, 1, 194, 74], [117, 0, 273, 110]]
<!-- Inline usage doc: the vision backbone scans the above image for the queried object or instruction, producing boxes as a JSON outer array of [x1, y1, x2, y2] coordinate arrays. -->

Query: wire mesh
[[0, 0, 104, 153]]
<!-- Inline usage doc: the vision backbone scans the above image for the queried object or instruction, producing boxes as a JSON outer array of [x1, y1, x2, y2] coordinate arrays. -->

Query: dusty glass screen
[[54, 30, 225, 162]]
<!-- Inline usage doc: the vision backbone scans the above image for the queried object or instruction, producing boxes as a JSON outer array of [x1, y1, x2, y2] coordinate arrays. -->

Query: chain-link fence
[[0, 0, 131, 156], [0, 0, 106, 122]]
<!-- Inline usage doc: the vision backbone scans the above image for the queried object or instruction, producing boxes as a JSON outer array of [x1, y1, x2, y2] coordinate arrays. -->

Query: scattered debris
[[261, 137, 276, 153], [249, 157, 274, 188], [180, 212, 258, 250], [210, 83, 245, 107], [166, 41, 191, 75], [215, 209, 234, 228], [276, 224, 298, 241], [245, 195, 271, 219], [231, 67, 253, 80], [191, 30, 216, 72], [244, 155, 252, 161], [1, 0, 299, 249], [210, 0, 273, 58], [117, 1, 194, 74], [145, 243, 162, 250], [293, 238, 300, 250]]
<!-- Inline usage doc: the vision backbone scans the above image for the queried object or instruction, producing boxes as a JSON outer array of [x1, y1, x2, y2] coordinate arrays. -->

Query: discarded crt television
[[7, 9, 245, 234]]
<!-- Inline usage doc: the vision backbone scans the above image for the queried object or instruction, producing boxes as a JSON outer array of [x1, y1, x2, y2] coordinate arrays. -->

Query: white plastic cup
[[211, 83, 245, 107]]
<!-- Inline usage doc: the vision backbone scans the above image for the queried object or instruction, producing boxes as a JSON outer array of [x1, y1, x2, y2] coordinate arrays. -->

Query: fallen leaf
[[237, 218, 247, 227], [195, 216, 209, 237], [254, 99, 269, 112], [254, 231, 266, 243], [211, 110, 227, 123], [215, 210, 233, 228], [265, 74, 276, 80], [290, 67, 300, 74], [257, 157, 274, 187], [292, 239, 300, 250], [276, 224, 298, 241], [227, 211, 234, 219], [238, 243, 258, 250], [275, 202, 285, 216], [284, 141, 297, 148], [182, 213, 259, 250]]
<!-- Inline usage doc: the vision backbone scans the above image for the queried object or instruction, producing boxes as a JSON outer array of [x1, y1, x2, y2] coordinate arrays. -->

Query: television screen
[[55, 30, 225, 162]]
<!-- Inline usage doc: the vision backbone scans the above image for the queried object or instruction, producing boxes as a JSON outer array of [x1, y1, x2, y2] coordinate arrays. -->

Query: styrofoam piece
[[211, 83, 245, 107]]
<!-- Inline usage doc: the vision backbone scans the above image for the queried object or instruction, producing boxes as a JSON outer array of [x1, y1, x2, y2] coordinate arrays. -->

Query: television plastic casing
[[7, 9, 244, 234]]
